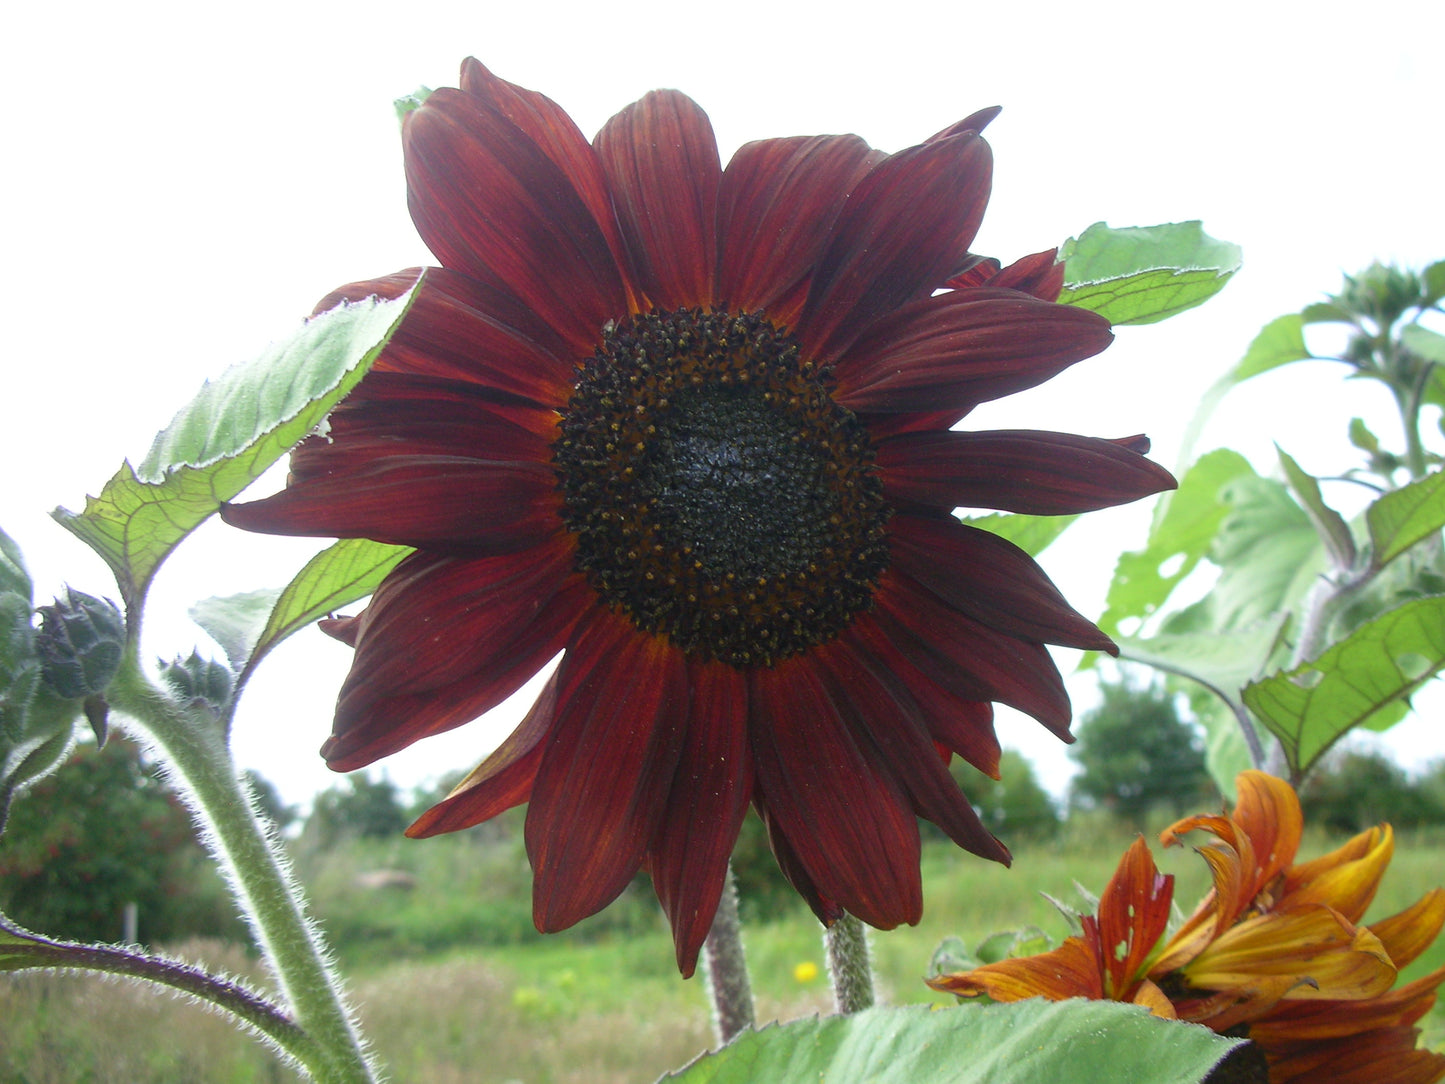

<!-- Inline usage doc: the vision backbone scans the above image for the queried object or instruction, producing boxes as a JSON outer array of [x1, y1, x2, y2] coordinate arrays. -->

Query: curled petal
[[832, 289, 1113, 414], [1370, 889, 1445, 970], [1229, 770, 1306, 890], [1282, 824, 1392, 923], [527, 612, 690, 932], [877, 429, 1177, 515], [595, 90, 721, 310]]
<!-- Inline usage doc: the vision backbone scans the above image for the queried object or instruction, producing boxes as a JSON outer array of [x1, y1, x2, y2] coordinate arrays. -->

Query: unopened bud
[[159, 650, 235, 718], [36, 588, 125, 701]]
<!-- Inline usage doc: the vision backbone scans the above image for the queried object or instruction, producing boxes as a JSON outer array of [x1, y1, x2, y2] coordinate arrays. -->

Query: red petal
[[594, 90, 721, 310], [404, 89, 627, 355], [316, 266, 579, 408], [405, 670, 560, 837], [527, 613, 689, 932], [457, 58, 637, 301], [715, 135, 881, 325], [926, 106, 1003, 142], [754, 794, 844, 926], [321, 545, 589, 769], [831, 288, 1113, 414], [817, 638, 1009, 862], [872, 571, 1074, 740], [877, 429, 1177, 514], [288, 373, 555, 484], [797, 132, 992, 363], [221, 457, 559, 551], [983, 248, 1066, 301], [848, 612, 1002, 777], [1095, 838, 1175, 998], [649, 660, 753, 977], [890, 514, 1116, 652], [747, 657, 922, 929]]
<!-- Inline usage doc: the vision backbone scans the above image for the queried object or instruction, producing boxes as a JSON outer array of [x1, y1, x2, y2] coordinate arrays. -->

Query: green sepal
[[1058, 221, 1240, 326]]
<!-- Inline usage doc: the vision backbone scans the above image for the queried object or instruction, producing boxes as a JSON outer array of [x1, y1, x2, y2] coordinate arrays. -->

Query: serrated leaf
[[1057, 221, 1240, 325], [662, 1001, 1239, 1084], [1401, 324, 1445, 365], [1367, 470, 1445, 568], [962, 513, 1077, 557], [240, 538, 410, 687], [1098, 450, 1254, 635], [1207, 474, 1324, 631], [52, 286, 418, 615], [1301, 300, 1353, 325], [1243, 595, 1445, 778], [1277, 447, 1355, 570], [190, 590, 282, 671]]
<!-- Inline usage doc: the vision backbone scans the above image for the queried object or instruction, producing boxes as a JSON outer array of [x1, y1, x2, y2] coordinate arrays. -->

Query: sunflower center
[[554, 308, 890, 667]]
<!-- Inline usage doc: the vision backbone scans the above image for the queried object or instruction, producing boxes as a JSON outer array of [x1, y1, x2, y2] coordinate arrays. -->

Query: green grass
[[2, 823, 1441, 1083]]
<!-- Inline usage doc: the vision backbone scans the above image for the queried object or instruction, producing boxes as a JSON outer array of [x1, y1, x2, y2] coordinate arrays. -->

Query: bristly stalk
[[825, 912, 875, 1014], [699, 863, 755, 1044], [105, 648, 378, 1083]]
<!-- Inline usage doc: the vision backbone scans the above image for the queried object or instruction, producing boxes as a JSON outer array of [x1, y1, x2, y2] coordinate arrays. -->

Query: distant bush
[[1300, 746, 1445, 833], [0, 737, 245, 945]]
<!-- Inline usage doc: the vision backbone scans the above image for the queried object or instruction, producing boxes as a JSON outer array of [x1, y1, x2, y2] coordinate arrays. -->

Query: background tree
[[1299, 745, 1444, 833], [302, 772, 409, 847], [1070, 675, 1215, 826], [0, 737, 244, 944], [952, 753, 1060, 842]]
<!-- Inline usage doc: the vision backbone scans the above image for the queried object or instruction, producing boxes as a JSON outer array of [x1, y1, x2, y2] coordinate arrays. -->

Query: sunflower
[[929, 772, 1445, 1084], [223, 58, 1174, 975]]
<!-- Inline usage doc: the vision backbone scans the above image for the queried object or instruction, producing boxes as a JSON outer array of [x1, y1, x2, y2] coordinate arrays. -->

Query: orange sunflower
[[223, 59, 1174, 975], [929, 772, 1445, 1083]]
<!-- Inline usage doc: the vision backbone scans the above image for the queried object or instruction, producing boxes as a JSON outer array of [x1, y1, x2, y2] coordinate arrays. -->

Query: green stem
[[824, 913, 875, 1014], [698, 863, 755, 1044], [107, 653, 377, 1083]]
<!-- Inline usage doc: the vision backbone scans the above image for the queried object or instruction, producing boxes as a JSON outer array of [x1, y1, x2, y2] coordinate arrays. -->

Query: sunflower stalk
[[825, 912, 876, 1014], [698, 863, 755, 1044], [104, 649, 378, 1084]]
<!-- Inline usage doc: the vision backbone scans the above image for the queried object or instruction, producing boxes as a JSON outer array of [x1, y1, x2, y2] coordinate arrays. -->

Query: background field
[[3, 818, 1441, 1084]]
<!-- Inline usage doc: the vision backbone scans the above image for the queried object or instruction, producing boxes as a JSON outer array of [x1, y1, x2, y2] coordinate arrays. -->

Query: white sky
[[3, 0, 1442, 809]]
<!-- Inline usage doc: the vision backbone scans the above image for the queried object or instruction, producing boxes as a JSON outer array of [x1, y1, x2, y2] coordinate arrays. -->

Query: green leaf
[[1057, 221, 1241, 325], [1277, 447, 1355, 569], [1234, 314, 1312, 381], [1098, 450, 1254, 635], [663, 1002, 1240, 1084], [52, 286, 418, 615], [1422, 260, 1445, 307], [0, 528, 30, 602], [1243, 595, 1445, 778], [1401, 324, 1445, 365], [1206, 474, 1324, 631], [190, 589, 282, 671], [1367, 470, 1445, 568], [1348, 417, 1381, 455], [963, 513, 1077, 557], [1302, 300, 1353, 325], [240, 538, 410, 686], [1117, 616, 1289, 707]]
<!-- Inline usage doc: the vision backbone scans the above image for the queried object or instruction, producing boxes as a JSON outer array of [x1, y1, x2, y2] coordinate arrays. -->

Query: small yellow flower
[[793, 960, 820, 983]]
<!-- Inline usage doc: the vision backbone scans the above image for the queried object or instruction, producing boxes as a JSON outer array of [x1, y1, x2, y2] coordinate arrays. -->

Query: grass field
[[2, 821, 1441, 1083]]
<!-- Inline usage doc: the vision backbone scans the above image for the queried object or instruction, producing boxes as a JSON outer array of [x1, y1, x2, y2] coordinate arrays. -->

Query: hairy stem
[[825, 913, 875, 1014], [699, 864, 755, 1044], [107, 654, 377, 1083]]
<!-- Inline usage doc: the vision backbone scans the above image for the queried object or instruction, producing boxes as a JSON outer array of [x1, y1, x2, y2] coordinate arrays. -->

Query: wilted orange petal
[[1371, 889, 1445, 969], [1261, 1025, 1445, 1084], [1130, 978, 1178, 1019], [927, 936, 1103, 1001], [1283, 825, 1393, 923], [1184, 905, 1396, 1002], [1151, 840, 1249, 975], [1229, 770, 1303, 888], [1249, 965, 1445, 1041], [1096, 837, 1174, 998]]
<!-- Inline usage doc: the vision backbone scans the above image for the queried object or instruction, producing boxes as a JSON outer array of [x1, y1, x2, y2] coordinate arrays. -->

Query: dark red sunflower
[[223, 59, 1175, 976]]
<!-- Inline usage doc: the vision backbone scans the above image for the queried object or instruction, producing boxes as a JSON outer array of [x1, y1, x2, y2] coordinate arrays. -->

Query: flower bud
[[36, 588, 125, 701], [159, 650, 235, 719]]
